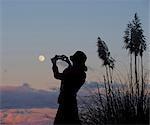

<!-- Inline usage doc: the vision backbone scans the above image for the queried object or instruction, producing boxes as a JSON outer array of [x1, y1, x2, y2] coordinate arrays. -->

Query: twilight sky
[[1, 0, 149, 90]]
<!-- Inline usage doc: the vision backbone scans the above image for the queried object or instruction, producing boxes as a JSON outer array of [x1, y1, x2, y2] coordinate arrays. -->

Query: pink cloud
[[4, 113, 14, 123], [0, 108, 57, 125]]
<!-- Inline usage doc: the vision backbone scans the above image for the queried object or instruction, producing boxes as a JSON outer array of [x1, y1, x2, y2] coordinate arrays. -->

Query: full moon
[[38, 55, 45, 62]]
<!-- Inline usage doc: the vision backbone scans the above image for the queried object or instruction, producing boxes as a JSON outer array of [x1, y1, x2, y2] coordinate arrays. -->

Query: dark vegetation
[[79, 13, 149, 125]]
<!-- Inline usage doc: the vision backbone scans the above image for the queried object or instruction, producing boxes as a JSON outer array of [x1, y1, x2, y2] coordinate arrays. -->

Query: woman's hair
[[70, 51, 87, 71]]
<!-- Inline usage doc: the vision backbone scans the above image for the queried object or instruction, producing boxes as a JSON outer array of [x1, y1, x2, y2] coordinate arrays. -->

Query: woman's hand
[[51, 55, 71, 66], [51, 55, 57, 64]]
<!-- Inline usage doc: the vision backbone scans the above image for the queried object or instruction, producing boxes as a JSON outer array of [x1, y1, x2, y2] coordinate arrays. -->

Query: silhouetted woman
[[51, 51, 87, 125]]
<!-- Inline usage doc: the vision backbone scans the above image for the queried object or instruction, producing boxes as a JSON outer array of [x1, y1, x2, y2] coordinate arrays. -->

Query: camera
[[51, 54, 72, 66], [55, 55, 67, 61], [51, 55, 68, 63]]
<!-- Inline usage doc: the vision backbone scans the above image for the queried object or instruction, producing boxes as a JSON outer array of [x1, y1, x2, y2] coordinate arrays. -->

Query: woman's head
[[70, 51, 87, 71]]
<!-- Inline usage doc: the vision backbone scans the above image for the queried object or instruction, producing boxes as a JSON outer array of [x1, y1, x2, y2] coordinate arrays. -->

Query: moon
[[38, 55, 45, 62]]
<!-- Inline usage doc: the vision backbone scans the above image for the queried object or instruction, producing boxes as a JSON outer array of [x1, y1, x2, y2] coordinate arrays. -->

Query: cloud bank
[[0, 83, 58, 109]]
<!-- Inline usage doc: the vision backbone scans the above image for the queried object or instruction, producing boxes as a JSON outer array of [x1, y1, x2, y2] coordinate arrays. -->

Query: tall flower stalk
[[123, 13, 146, 96], [97, 37, 115, 91]]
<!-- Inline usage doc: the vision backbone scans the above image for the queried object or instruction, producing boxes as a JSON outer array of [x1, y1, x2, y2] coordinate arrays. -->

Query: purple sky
[[1, 0, 149, 90]]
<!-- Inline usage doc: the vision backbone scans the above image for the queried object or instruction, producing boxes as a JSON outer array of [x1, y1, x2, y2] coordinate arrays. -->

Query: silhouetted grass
[[79, 76, 149, 125]]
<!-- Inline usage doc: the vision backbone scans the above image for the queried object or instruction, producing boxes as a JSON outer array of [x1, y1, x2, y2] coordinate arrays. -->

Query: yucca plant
[[123, 13, 147, 122], [79, 28, 149, 124]]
